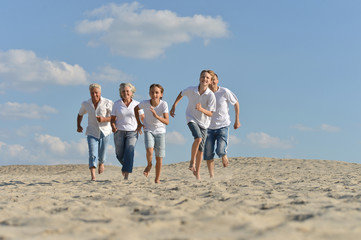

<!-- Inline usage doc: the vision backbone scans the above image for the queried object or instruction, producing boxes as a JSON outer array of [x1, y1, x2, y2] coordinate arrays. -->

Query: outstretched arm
[[170, 92, 183, 118], [233, 101, 241, 129]]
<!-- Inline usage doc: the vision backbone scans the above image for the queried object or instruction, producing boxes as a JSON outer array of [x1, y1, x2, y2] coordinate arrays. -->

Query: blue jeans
[[187, 122, 207, 152], [114, 130, 138, 173], [144, 131, 166, 158], [204, 126, 229, 160], [87, 131, 110, 168]]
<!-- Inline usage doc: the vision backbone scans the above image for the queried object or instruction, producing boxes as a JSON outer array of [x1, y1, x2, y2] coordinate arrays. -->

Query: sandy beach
[[1, 157, 361, 240]]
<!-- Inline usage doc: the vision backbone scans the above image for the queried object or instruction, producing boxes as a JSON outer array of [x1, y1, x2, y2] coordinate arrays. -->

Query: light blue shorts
[[144, 131, 166, 158]]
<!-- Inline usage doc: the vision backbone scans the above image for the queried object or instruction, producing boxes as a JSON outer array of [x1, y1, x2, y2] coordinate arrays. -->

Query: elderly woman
[[77, 83, 113, 181], [111, 83, 141, 180]]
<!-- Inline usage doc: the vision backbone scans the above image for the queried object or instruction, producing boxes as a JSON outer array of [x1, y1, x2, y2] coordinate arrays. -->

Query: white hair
[[89, 83, 101, 91]]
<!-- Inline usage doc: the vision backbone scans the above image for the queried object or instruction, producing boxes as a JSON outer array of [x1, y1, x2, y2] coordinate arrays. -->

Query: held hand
[[111, 125, 117, 133], [77, 126, 83, 133]]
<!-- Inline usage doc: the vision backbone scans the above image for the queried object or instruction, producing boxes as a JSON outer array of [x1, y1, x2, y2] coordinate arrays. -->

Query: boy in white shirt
[[170, 70, 216, 180]]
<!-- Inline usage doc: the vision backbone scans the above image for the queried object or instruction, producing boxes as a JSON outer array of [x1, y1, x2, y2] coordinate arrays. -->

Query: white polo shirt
[[78, 97, 113, 138], [138, 99, 169, 134], [209, 87, 238, 130], [181, 86, 216, 129], [111, 99, 140, 131]]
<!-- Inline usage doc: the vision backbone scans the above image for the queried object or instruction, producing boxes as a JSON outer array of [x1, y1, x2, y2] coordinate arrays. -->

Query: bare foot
[[188, 160, 195, 172], [98, 163, 104, 174], [155, 179, 160, 184], [143, 164, 152, 177], [222, 155, 229, 167], [193, 170, 200, 180]]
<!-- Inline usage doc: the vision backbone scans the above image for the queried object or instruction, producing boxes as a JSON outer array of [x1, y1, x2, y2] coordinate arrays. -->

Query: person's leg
[[144, 132, 154, 177], [190, 138, 202, 171], [113, 131, 125, 165], [187, 122, 202, 172], [87, 135, 98, 180], [194, 126, 208, 180], [122, 131, 138, 178], [216, 127, 230, 167], [206, 160, 215, 178], [98, 132, 110, 174], [155, 157, 162, 183], [204, 129, 216, 178], [154, 133, 165, 183]]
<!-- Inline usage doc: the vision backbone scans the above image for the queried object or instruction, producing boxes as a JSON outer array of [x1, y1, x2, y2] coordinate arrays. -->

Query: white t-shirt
[[138, 99, 169, 134], [181, 86, 216, 129], [111, 99, 140, 131], [78, 97, 113, 138], [209, 87, 238, 130]]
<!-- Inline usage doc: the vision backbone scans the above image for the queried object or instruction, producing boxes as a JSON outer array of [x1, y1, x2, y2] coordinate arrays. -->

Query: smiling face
[[199, 71, 212, 88], [210, 74, 219, 90], [120, 86, 133, 102], [149, 85, 163, 103], [90, 87, 101, 104]]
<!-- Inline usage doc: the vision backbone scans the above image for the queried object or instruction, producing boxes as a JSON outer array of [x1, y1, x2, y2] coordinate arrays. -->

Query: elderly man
[[77, 83, 113, 181]]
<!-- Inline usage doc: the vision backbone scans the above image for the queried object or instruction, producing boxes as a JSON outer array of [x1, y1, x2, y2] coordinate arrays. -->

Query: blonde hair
[[119, 83, 136, 98], [200, 70, 215, 80], [89, 83, 101, 91]]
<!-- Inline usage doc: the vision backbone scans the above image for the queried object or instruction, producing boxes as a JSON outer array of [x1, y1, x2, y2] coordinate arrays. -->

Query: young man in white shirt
[[204, 73, 241, 178], [77, 83, 113, 181], [170, 70, 216, 180]]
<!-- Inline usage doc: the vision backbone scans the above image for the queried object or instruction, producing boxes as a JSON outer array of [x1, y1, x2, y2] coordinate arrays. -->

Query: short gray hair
[[119, 83, 136, 98], [89, 83, 101, 91]]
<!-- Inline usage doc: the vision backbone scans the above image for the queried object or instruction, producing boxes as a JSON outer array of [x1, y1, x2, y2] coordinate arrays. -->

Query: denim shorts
[[187, 122, 207, 152], [144, 131, 166, 158], [87, 131, 110, 168], [204, 126, 229, 160]]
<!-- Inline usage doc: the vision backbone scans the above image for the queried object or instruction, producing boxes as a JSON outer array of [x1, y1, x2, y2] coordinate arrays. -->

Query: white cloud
[[0, 49, 88, 90], [90, 65, 134, 82], [247, 132, 293, 149], [0, 102, 57, 120], [320, 124, 341, 133], [229, 134, 241, 145], [166, 131, 187, 144], [0, 141, 28, 158], [35, 134, 71, 154], [75, 2, 229, 59], [291, 123, 341, 133]]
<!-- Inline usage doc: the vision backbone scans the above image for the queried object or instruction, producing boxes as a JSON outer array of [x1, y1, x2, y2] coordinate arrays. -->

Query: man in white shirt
[[204, 73, 241, 178], [77, 83, 113, 181]]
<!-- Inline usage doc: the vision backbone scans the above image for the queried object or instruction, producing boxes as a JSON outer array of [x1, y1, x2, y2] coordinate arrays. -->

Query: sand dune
[[1, 157, 361, 239]]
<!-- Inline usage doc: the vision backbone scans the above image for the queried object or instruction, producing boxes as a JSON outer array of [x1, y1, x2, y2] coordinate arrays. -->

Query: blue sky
[[1, 0, 360, 166]]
